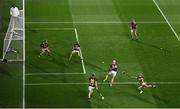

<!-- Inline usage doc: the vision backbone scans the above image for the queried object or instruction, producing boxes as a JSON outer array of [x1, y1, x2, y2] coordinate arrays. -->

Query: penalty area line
[[25, 82, 180, 86], [74, 28, 87, 74]]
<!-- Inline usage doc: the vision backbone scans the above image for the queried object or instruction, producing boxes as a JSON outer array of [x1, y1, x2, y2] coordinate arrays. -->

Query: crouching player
[[130, 19, 138, 40], [88, 73, 98, 101], [39, 40, 51, 57], [69, 42, 80, 60], [132, 73, 156, 94], [103, 60, 118, 86]]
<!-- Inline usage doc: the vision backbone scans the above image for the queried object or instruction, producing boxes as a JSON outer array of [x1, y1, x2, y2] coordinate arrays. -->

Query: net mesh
[[2, 10, 24, 61]]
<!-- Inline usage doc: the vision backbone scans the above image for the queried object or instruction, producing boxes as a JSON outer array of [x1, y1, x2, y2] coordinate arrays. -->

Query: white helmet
[[113, 60, 116, 64]]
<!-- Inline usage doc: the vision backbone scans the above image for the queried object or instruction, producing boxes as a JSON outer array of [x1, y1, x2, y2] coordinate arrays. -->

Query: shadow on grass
[[152, 94, 170, 104], [134, 40, 169, 52], [128, 92, 157, 106]]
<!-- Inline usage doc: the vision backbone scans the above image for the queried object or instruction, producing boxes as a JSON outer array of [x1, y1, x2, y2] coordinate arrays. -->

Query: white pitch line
[[74, 28, 87, 74], [153, 0, 180, 41], [26, 21, 166, 24], [22, 0, 25, 108], [26, 28, 75, 30], [26, 73, 86, 75], [25, 82, 180, 86]]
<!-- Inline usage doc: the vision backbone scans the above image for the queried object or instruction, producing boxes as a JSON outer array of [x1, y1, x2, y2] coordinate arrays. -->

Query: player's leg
[[110, 71, 117, 86], [103, 72, 111, 82], [77, 51, 80, 57], [69, 50, 74, 60], [46, 48, 51, 56], [110, 77, 114, 87], [134, 29, 138, 39], [138, 85, 144, 94], [39, 49, 45, 57], [88, 86, 94, 101], [103, 75, 108, 82], [146, 84, 156, 88], [130, 29, 134, 39]]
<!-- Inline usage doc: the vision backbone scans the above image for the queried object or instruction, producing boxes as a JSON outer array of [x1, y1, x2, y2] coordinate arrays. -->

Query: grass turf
[[25, 0, 180, 108], [1, 0, 180, 108]]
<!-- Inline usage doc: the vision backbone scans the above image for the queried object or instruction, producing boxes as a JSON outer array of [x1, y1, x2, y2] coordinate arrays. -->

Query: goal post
[[2, 10, 24, 61]]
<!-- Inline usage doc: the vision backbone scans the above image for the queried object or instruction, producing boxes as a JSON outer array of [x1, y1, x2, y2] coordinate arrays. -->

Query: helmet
[[113, 60, 116, 64], [92, 73, 95, 77]]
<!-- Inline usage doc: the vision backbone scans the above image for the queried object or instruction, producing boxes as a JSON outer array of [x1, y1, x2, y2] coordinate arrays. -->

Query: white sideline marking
[[26, 73, 86, 75], [26, 21, 166, 24], [25, 82, 180, 86], [27, 28, 75, 30], [22, 0, 25, 108], [74, 28, 87, 74], [153, 0, 180, 41]]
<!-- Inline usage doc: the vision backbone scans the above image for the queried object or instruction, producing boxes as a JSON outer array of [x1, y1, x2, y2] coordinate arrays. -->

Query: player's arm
[[130, 76, 137, 79]]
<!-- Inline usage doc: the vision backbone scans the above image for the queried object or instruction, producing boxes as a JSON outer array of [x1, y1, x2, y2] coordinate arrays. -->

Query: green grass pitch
[[1, 0, 180, 108]]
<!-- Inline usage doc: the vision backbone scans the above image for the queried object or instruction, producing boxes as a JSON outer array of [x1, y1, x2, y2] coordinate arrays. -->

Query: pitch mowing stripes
[[25, 82, 180, 86], [153, 0, 180, 41]]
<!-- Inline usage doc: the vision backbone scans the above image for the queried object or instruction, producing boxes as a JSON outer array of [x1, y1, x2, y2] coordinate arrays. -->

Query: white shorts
[[88, 86, 95, 93], [131, 29, 136, 33], [142, 82, 147, 86], [108, 70, 117, 77], [72, 50, 80, 54]]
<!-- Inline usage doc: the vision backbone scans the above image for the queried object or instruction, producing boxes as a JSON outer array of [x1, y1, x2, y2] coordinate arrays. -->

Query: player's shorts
[[131, 28, 137, 33], [88, 86, 95, 93], [140, 82, 147, 87], [108, 70, 117, 77], [72, 49, 80, 54], [41, 48, 50, 52]]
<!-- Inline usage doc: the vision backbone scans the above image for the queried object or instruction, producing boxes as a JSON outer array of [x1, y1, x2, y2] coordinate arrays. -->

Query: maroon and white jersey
[[110, 63, 118, 72], [131, 22, 137, 29], [73, 43, 80, 51], [137, 75, 144, 83]]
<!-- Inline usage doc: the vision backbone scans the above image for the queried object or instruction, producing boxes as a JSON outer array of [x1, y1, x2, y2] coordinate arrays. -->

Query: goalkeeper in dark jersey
[[39, 40, 51, 57]]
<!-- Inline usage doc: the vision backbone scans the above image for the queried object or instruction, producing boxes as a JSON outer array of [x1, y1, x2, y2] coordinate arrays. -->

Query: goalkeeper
[[7, 47, 18, 53]]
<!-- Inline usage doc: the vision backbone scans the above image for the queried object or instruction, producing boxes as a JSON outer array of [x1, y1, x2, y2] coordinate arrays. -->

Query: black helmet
[[92, 73, 95, 77]]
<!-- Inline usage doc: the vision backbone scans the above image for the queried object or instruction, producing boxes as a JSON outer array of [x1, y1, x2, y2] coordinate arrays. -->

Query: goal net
[[2, 10, 24, 61]]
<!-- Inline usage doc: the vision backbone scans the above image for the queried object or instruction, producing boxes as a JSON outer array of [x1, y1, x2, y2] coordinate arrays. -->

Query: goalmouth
[[2, 10, 24, 62]]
